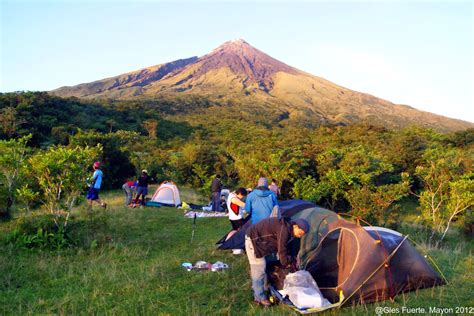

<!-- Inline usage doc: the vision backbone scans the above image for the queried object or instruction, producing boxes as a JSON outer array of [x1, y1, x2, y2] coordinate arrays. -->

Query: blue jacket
[[245, 187, 278, 224], [91, 170, 103, 189]]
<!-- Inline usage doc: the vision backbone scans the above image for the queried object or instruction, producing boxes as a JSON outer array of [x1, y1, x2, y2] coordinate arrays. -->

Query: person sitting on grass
[[227, 188, 248, 231], [245, 217, 310, 307], [86, 161, 107, 212]]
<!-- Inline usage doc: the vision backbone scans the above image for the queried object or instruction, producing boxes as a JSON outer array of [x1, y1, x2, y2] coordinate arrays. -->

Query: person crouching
[[122, 178, 136, 206], [245, 217, 310, 307]]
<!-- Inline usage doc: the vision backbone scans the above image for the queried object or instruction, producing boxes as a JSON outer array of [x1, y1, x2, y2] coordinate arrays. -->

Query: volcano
[[51, 39, 473, 132]]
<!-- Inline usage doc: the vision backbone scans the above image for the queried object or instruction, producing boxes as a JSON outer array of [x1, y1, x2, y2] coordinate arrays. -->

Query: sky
[[1, 0, 473, 122]]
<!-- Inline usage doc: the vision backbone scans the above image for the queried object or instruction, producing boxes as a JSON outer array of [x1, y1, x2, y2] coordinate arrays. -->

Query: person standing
[[86, 161, 107, 212], [269, 179, 280, 197], [245, 217, 310, 307], [227, 188, 248, 231], [211, 174, 222, 212], [244, 177, 278, 224], [134, 170, 150, 206]]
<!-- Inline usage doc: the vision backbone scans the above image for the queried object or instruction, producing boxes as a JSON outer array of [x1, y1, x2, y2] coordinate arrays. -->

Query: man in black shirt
[[134, 170, 150, 206], [245, 217, 310, 306]]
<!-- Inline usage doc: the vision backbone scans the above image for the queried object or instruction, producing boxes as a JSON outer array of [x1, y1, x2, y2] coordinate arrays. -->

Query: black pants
[[212, 191, 221, 211]]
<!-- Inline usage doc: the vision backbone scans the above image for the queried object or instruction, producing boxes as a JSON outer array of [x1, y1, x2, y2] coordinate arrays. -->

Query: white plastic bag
[[279, 271, 330, 309], [211, 261, 229, 272]]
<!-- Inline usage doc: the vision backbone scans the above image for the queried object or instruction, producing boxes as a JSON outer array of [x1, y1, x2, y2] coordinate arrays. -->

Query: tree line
[[0, 92, 472, 244]]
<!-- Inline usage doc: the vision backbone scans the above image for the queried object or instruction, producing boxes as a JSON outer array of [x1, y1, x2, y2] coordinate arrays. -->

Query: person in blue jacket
[[86, 161, 107, 212], [245, 177, 278, 225]]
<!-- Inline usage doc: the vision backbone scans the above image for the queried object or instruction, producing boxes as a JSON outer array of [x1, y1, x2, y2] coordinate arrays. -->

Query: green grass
[[0, 190, 472, 315]]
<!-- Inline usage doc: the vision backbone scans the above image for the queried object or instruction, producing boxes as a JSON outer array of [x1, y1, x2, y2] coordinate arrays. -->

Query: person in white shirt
[[227, 188, 248, 231]]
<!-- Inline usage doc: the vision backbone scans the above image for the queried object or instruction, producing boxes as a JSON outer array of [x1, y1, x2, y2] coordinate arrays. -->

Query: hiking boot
[[254, 299, 271, 307]]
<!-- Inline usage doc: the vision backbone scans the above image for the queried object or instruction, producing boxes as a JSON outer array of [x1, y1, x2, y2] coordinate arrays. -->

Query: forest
[[0, 91, 473, 244]]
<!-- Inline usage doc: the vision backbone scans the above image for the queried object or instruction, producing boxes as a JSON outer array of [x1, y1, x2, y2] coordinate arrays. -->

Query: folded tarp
[[145, 201, 162, 207]]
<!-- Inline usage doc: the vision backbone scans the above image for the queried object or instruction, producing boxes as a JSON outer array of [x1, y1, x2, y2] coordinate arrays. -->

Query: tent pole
[[191, 213, 197, 243]]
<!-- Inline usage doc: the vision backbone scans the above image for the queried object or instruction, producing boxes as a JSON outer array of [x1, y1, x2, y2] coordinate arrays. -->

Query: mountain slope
[[54, 57, 198, 99], [51, 39, 473, 132]]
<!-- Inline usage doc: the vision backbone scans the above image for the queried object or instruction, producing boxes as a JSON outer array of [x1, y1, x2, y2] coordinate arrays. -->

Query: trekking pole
[[191, 213, 197, 243]]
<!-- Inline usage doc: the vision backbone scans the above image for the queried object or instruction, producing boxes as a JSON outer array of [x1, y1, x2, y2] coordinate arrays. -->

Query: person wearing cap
[[133, 169, 150, 206], [86, 161, 107, 211], [245, 217, 310, 307], [244, 177, 278, 225]]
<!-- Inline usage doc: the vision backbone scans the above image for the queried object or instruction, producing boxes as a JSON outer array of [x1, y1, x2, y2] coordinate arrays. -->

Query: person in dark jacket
[[133, 170, 150, 206], [211, 174, 222, 212], [245, 217, 310, 306]]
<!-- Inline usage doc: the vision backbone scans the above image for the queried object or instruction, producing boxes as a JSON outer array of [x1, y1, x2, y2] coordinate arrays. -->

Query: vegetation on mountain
[[1, 91, 473, 243]]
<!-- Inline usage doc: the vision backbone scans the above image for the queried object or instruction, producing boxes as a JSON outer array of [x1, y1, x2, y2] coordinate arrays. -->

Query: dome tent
[[217, 200, 445, 307], [151, 181, 181, 207]]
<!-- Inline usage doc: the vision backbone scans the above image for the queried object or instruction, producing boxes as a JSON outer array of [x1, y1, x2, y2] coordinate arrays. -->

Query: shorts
[[230, 219, 245, 231], [87, 187, 100, 200], [136, 186, 148, 196]]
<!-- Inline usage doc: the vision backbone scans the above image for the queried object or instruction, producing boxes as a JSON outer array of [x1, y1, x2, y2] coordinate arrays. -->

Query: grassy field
[[0, 188, 472, 315]]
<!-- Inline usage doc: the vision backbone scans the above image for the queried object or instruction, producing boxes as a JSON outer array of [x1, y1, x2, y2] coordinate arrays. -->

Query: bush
[[6, 210, 111, 250], [7, 214, 75, 250], [28, 144, 101, 229], [9, 227, 72, 250]]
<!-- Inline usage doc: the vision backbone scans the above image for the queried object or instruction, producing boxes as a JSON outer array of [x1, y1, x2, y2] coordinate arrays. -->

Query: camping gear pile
[[181, 261, 229, 272], [217, 200, 445, 311]]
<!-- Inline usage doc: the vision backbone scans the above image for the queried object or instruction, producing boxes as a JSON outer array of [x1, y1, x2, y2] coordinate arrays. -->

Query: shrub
[[7, 214, 75, 250], [0, 135, 31, 218], [415, 147, 473, 244], [27, 145, 102, 229]]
